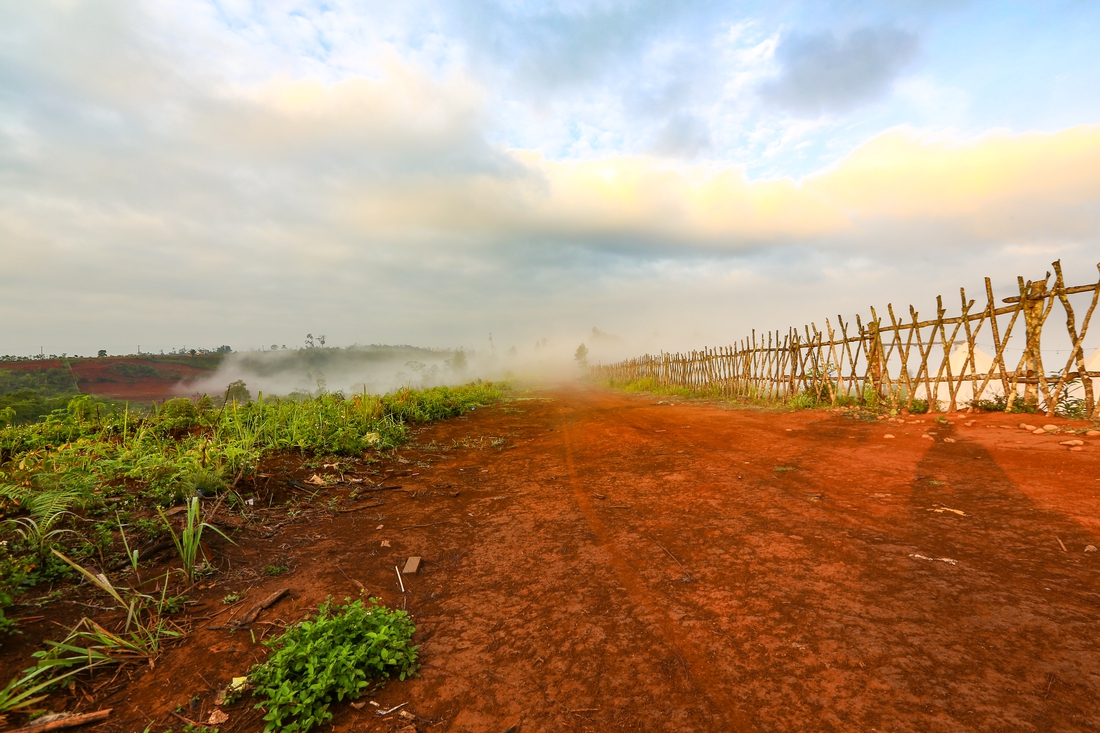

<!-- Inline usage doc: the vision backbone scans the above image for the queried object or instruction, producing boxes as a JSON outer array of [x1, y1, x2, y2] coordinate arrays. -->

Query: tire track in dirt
[[559, 417, 754, 733], [568, 391, 1100, 730]]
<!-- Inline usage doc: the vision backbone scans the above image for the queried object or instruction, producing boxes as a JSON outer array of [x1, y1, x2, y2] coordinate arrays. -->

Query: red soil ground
[[71, 358, 212, 402], [3, 387, 1099, 732], [0, 358, 213, 402]]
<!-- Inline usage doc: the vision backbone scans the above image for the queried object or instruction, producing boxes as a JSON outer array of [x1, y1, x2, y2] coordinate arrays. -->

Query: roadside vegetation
[[601, 372, 1091, 418], [0, 381, 503, 724], [0, 366, 82, 426]]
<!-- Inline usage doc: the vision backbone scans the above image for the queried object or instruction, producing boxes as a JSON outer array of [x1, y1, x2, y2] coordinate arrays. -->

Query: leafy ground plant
[[250, 597, 418, 732]]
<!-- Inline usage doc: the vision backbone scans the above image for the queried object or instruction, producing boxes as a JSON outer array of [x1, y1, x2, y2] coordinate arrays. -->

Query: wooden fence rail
[[590, 260, 1100, 418]]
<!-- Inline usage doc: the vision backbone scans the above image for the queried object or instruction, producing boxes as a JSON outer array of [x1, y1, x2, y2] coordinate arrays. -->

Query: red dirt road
[[12, 387, 1100, 732]]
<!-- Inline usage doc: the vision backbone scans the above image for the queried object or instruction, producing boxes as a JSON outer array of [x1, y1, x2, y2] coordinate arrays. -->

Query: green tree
[[225, 380, 251, 404], [574, 343, 589, 369], [446, 350, 468, 375]]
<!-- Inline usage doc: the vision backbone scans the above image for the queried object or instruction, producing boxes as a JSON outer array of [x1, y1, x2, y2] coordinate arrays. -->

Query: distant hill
[[0, 355, 225, 420]]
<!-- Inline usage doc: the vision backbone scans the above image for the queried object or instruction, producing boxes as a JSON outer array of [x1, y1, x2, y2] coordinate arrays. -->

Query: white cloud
[[2, 1, 1099, 360]]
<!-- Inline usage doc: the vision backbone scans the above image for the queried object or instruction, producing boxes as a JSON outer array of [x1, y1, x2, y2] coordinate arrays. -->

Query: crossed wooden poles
[[592, 260, 1100, 418]]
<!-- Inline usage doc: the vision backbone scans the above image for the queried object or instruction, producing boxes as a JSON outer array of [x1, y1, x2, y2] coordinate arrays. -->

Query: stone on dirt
[[403, 556, 422, 574]]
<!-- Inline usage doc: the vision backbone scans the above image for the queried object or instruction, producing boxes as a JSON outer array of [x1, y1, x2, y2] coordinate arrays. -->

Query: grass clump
[[250, 598, 418, 732], [0, 550, 182, 713], [158, 497, 235, 583], [604, 377, 698, 398]]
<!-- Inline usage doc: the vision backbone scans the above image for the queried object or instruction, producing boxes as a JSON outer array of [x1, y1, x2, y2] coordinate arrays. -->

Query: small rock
[[1060, 439, 1085, 447], [1070, 446, 1084, 452], [884, 434, 895, 439], [1021, 423, 1037, 431], [1032, 428, 1046, 435], [964, 421, 974, 427], [381, 540, 391, 547], [943, 437, 957, 443], [1086, 430, 1100, 437], [1085, 545, 1098, 552], [208, 709, 230, 726], [1042, 424, 1058, 432], [921, 434, 934, 440]]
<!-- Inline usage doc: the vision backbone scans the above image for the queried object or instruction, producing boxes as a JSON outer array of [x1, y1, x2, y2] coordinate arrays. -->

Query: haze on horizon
[[2, 1, 1099, 362]]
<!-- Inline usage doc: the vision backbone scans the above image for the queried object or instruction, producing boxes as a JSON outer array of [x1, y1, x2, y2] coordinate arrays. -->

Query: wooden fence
[[590, 260, 1100, 418]]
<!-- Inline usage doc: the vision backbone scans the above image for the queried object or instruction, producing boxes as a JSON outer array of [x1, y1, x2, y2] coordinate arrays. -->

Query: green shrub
[[159, 398, 200, 425], [109, 363, 160, 379], [0, 369, 78, 397], [0, 390, 79, 426], [250, 598, 418, 732], [787, 392, 825, 410], [968, 394, 1036, 414]]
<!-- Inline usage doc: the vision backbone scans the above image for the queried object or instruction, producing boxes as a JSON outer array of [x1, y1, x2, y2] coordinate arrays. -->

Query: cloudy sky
[[2, 0, 1099, 358]]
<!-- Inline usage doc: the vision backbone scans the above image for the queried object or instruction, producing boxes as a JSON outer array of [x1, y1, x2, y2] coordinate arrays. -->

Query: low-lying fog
[[182, 330, 639, 398]]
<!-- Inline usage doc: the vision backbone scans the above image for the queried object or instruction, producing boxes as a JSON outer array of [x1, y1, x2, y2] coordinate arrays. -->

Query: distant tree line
[[1, 345, 232, 362]]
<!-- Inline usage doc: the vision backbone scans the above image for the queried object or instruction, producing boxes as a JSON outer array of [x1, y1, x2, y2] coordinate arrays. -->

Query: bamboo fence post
[[955, 288, 984, 412], [839, 316, 862, 402], [824, 319, 841, 405], [1048, 260, 1098, 417]]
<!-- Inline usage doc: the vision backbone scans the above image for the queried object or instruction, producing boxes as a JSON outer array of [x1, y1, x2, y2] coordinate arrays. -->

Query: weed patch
[[250, 597, 418, 732], [0, 382, 502, 638]]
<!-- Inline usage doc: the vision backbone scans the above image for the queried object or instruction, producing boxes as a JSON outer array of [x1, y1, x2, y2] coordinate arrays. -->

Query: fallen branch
[[400, 521, 452, 530], [641, 534, 691, 578], [168, 710, 201, 727], [377, 702, 408, 716], [210, 588, 289, 629], [8, 709, 112, 733], [339, 502, 385, 514], [194, 590, 253, 623], [335, 565, 366, 592]]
